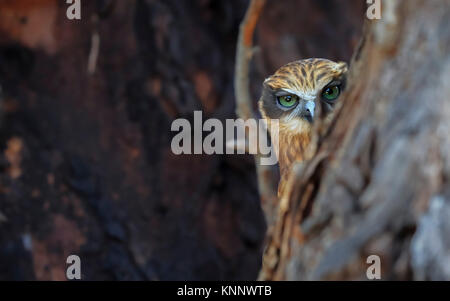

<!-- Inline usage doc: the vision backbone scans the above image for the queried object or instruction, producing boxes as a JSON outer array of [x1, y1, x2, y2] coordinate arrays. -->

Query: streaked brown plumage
[[259, 58, 348, 196]]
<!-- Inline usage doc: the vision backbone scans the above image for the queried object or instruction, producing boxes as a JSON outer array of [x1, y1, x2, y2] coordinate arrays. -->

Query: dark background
[[0, 0, 364, 280]]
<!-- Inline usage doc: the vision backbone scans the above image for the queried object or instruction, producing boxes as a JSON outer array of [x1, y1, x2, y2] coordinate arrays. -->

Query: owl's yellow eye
[[277, 94, 299, 108], [322, 85, 340, 101]]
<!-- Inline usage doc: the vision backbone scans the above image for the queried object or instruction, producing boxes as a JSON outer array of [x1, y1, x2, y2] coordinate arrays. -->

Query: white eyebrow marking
[[281, 88, 316, 101]]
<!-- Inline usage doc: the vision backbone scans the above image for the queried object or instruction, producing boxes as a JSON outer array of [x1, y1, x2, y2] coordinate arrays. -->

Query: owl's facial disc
[[277, 89, 316, 123], [260, 58, 348, 129]]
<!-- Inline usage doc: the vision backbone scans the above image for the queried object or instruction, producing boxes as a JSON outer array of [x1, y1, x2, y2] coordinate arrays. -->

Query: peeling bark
[[260, 0, 450, 281]]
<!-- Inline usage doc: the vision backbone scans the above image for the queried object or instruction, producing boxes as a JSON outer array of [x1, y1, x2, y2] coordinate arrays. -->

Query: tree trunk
[[260, 0, 450, 281]]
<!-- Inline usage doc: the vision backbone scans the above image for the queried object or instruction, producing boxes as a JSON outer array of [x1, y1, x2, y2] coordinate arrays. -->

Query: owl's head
[[259, 58, 348, 134]]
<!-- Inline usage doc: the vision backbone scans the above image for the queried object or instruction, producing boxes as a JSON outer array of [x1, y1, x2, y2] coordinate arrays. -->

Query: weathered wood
[[261, 0, 450, 280]]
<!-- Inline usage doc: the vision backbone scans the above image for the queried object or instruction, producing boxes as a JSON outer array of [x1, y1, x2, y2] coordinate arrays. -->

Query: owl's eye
[[322, 85, 340, 101], [277, 94, 299, 108]]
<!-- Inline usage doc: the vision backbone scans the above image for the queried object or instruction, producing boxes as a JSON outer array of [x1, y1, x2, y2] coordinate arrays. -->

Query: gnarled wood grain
[[261, 0, 450, 281]]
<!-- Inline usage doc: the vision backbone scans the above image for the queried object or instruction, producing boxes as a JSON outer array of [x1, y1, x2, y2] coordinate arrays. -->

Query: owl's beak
[[301, 100, 315, 123], [305, 100, 315, 118]]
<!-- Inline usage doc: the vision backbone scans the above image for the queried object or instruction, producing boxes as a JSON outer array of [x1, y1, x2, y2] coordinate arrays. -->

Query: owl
[[258, 58, 348, 196]]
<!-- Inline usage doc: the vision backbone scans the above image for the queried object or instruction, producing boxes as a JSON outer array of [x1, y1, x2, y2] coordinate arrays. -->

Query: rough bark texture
[[261, 0, 450, 281], [0, 0, 363, 280]]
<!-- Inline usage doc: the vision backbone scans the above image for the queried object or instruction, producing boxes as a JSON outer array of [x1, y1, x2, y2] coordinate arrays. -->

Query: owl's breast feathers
[[266, 118, 312, 196]]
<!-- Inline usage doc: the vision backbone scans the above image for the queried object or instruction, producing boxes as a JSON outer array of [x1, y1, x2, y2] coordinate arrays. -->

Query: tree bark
[[260, 0, 450, 281]]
